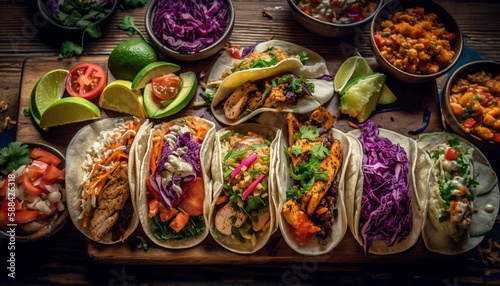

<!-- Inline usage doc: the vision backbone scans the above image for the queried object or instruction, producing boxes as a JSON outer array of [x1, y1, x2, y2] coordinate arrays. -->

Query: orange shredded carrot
[[83, 212, 90, 228], [349, 121, 359, 129], [262, 220, 271, 232], [121, 227, 131, 242], [316, 207, 328, 215], [215, 196, 228, 205]]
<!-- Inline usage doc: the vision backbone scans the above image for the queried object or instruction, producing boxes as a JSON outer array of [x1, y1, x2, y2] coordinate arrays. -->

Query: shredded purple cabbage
[[153, 0, 229, 54], [150, 131, 203, 208], [317, 74, 334, 81], [358, 120, 412, 254]]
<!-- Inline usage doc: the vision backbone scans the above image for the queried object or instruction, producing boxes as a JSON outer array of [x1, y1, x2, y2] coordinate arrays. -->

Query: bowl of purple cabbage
[[37, 0, 119, 31], [145, 0, 235, 61]]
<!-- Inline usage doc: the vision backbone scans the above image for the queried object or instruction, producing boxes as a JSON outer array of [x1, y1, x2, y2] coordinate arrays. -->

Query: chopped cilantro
[[0, 142, 31, 173], [294, 125, 319, 141], [248, 170, 262, 179], [136, 236, 148, 251], [310, 142, 329, 160], [291, 144, 303, 157], [229, 149, 247, 159], [219, 131, 233, 141], [298, 51, 309, 64]]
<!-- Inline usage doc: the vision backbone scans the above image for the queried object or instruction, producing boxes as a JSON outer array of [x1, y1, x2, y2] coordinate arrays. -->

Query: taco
[[206, 40, 329, 92], [417, 132, 499, 255], [210, 61, 334, 125], [276, 108, 349, 255], [209, 124, 279, 254], [66, 118, 144, 244], [345, 121, 428, 254], [134, 116, 216, 249]]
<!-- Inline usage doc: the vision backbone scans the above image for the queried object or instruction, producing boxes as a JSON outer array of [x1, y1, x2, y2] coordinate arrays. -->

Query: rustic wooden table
[[1, 0, 500, 285]]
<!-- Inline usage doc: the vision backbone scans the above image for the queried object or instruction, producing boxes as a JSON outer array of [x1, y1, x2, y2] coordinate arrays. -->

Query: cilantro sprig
[[118, 15, 148, 42], [0, 142, 31, 173], [294, 125, 319, 141]]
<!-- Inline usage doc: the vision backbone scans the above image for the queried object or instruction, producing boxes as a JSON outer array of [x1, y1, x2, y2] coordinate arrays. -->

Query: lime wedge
[[40, 97, 100, 128], [35, 69, 69, 116], [131, 62, 181, 90], [339, 73, 386, 119], [99, 80, 147, 118], [30, 79, 42, 126], [334, 56, 371, 92], [377, 85, 397, 104]]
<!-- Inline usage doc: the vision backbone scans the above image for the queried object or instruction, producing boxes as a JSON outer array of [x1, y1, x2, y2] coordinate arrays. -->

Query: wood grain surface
[[1, 0, 500, 285]]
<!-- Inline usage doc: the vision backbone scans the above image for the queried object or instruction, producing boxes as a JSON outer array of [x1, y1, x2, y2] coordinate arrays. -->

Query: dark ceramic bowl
[[0, 143, 67, 242], [287, 0, 383, 38], [370, 0, 463, 83], [145, 0, 235, 61], [37, 0, 119, 31], [442, 60, 500, 150]]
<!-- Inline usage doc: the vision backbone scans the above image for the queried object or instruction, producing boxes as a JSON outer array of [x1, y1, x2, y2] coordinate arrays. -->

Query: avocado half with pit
[[143, 72, 197, 118]]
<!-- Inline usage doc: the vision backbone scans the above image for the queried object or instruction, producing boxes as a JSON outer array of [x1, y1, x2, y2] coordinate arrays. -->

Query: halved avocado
[[143, 72, 198, 119]]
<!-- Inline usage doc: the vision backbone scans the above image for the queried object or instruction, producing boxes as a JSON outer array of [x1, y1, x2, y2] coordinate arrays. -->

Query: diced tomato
[[177, 177, 205, 216], [15, 210, 38, 224], [462, 117, 476, 129], [29, 160, 49, 176], [65, 63, 106, 100], [0, 211, 8, 228], [300, 7, 312, 16], [159, 204, 179, 222], [39, 203, 58, 217], [30, 148, 61, 165], [226, 47, 242, 60], [421, 39, 430, 49], [415, 7, 425, 17], [22, 172, 47, 195], [41, 164, 62, 186], [445, 148, 459, 161], [374, 33, 386, 49], [347, 3, 361, 13], [448, 33, 456, 41], [492, 133, 500, 143], [169, 212, 189, 233], [0, 199, 22, 211], [293, 211, 321, 245], [149, 199, 160, 218], [151, 74, 182, 101], [389, 34, 398, 42], [451, 104, 462, 116], [478, 89, 492, 105]]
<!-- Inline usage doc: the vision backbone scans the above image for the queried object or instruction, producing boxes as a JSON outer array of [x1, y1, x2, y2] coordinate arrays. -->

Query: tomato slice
[[169, 212, 189, 233], [30, 160, 49, 177], [66, 63, 106, 100], [0, 199, 22, 211], [41, 164, 62, 186], [149, 199, 160, 218], [15, 210, 38, 224], [22, 172, 47, 195], [159, 205, 179, 222], [151, 74, 182, 100], [30, 148, 62, 165], [177, 177, 205, 216]]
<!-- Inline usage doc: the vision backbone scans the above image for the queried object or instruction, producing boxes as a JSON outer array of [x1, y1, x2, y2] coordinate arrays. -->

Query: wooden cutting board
[[17, 55, 455, 265]]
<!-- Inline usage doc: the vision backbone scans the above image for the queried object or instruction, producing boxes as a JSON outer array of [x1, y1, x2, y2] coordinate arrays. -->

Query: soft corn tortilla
[[210, 59, 334, 126], [66, 118, 143, 244], [209, 124, 279, 254], [346, 129, 430, 255], [276, 128, 350, 255], [135, 117, 216, 249], [417, 132, 499, 255], [206, 39, 329, 92]]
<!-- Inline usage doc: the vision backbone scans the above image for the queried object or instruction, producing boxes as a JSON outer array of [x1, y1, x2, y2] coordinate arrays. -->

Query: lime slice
[[339, 73, 386, 119], [40, 97, 100, 128], [99, 80, 147, 118], [334, 56, 372, 92], [35, 69, 69, 116], [30, 79, 42, 126], [377, 85, 397, 104], [131, 62, 181, 90]]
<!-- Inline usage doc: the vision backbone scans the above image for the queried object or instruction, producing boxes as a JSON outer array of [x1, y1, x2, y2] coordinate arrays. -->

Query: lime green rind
[[30, 79, 42, 126], [131, 62, 181, 90], [35, 69, 69, 116], [377, 84, 398, 104], [39, 97, 101, 128]]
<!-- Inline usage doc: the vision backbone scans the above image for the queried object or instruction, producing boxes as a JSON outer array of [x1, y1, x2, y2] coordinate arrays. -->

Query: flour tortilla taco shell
[[417, 132, 499, 255], [209, 124, 279, 254], [134, 117, 216, 249], [276, 124, 350, 255], [66, 117, 144, 244], [210, 59, 334, 126], [206, 39, 329, 91], [345, 127, 429, 255]]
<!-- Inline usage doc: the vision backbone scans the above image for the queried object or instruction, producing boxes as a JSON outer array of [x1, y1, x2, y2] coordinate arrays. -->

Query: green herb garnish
[[0, 142, 31, 173]]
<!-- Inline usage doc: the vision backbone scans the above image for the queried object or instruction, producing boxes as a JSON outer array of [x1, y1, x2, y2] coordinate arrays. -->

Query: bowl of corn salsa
[[442, 61, 500, 149], [288, 0, 382, 37], [370, 0, 463, 83]]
